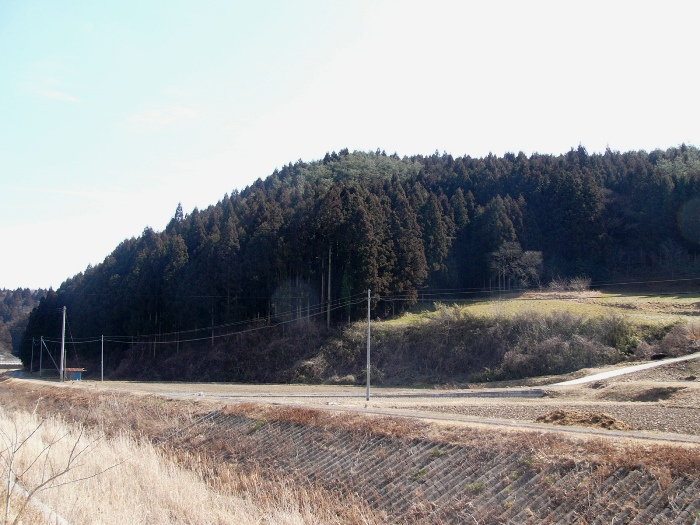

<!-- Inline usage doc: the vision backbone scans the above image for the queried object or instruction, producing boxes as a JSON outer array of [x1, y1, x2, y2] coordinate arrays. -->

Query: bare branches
[[0, 403, 116, 525]]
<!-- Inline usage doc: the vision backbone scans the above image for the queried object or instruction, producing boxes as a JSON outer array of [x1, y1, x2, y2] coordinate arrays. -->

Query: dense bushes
[[321, 305, 696, 384], [81, 302, 697, 385]]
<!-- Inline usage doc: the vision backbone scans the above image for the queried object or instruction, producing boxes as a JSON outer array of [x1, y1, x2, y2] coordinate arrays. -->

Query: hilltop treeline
[[19, 145, 700, 369]]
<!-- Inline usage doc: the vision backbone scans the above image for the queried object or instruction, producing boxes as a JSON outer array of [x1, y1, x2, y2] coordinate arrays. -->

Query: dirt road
[[14, 352, 700, 446]]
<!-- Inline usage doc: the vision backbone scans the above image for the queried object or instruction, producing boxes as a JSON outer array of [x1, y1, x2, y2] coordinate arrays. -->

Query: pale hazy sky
[[1, 0, 698, 290]]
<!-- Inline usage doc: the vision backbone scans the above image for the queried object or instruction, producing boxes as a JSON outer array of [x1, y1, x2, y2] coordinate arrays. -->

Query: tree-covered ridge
[[20, 146, 700, 366], [0, 288, 46, 355]]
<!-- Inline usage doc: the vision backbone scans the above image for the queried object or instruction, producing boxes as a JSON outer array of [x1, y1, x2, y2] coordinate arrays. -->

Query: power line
[[41, 293, 368, 346], [37, 276, 700, 347]]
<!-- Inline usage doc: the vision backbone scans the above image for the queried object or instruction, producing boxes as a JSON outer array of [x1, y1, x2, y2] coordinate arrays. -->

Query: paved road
[[549, 352, 700, 386]]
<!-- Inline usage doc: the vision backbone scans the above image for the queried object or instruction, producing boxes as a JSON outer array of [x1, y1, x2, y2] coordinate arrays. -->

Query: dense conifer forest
[[19, 146, 700, 378], [0, 288, 46, 355]]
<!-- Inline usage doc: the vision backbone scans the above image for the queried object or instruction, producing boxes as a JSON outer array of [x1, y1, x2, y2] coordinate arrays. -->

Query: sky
[[1, 0, 698, 290]]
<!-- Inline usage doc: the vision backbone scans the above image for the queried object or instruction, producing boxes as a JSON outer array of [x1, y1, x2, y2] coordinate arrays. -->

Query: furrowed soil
[[3, 355, 700, 524]]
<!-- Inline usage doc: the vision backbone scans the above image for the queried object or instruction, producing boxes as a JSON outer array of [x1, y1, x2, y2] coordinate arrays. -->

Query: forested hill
[[19, 146, 700, 370], [1, 288, 46, 356]]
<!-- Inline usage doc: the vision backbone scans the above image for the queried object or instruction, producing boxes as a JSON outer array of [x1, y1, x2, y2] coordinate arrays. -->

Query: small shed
[[65, 368, 86, 381]]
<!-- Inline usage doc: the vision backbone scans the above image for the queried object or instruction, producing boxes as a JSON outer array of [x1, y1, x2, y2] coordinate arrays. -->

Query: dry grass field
[[0, 406, 327, 525]]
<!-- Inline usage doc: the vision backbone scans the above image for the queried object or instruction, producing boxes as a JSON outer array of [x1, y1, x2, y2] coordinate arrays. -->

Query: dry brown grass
[[170, 451, 387, 525], [0, 407, 330, 525], [0, 380, 390, 525], [225, 402, 426, 440], [226, 400, 700, 486]]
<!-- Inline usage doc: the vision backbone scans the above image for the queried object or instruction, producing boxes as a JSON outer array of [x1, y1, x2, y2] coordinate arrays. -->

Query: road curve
[[549, 352, 700, 386]]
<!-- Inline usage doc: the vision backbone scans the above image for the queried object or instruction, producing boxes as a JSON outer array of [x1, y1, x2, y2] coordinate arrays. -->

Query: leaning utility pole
[[59, 306, 66, 382]]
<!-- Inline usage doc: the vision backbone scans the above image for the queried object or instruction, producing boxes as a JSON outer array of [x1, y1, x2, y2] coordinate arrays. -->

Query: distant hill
[[18, 146, 700, 378], [0, 288, 46, 356]]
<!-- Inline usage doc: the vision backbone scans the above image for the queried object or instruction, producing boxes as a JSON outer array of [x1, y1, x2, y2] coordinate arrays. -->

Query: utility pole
[[30, 337, 34, 374], [59, 306, 66, 382], [101, 335, 104, 382], [366, 289, 371, 401], [39, 336, 43, 377]]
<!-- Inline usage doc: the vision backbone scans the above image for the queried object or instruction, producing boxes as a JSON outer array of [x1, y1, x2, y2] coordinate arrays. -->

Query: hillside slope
[[67, 291, 697, 386]]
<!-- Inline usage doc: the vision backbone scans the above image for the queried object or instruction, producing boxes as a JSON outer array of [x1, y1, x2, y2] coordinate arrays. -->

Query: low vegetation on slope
[[338, 292, 699, 385], [100, 291, 700, 385], [0, 406, 324, 525]]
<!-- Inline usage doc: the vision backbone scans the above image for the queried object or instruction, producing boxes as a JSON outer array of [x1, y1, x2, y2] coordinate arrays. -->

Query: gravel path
[[551, 352, 700, 385]]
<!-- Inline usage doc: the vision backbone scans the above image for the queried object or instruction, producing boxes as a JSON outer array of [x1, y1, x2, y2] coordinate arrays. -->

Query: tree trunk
[[327, 245, 332, 328]]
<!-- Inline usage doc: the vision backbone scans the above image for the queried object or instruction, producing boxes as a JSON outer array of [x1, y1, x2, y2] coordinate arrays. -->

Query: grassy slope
[[391, 290, 700, 326], [319, 290, 700, 385], [107, 290, 700, 385]]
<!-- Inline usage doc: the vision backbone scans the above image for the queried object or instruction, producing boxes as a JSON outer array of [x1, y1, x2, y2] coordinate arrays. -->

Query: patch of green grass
[[383, 310, 433, 326], [519, 456, 534, 467], [409, 467, 428, 481], [465, 481, 485, 493], [250, 419, 267, 432]]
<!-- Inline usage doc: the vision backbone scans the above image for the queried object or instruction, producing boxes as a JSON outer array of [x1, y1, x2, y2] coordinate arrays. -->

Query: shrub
[[587, 314, 639, 354], [656, 323, 700, 357], [547, 276, 591, 292], [499, 335, 619, 380], [568, 276, 592, 291]]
